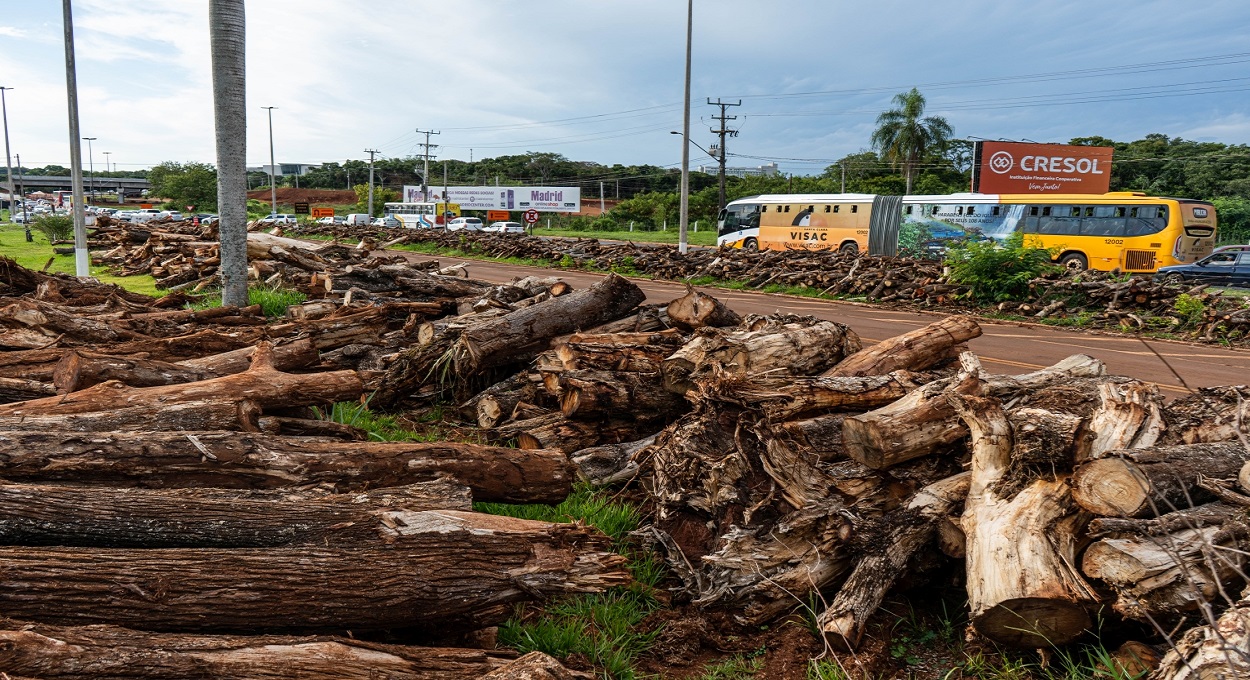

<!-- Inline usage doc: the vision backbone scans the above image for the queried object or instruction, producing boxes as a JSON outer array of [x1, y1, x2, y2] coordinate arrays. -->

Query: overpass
[[8, 174, 151, 197]]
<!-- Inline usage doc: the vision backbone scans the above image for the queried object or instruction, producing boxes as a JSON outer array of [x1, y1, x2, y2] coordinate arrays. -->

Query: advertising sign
[[972, 141, 1113, 195], [293, 202, 310, 215], [403, 185, 581, 212]]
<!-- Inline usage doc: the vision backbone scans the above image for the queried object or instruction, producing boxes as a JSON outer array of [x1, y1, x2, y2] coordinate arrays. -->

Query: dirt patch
[[246, 188, 356, 205]]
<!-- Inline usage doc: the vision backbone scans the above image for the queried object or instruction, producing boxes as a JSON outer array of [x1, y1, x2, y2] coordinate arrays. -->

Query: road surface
[[395, 251, 1250, 396]]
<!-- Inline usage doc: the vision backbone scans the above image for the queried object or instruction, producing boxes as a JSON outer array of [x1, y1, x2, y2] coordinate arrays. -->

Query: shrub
[[31, 214, 74, 242], [945, 232, 1060, 302]]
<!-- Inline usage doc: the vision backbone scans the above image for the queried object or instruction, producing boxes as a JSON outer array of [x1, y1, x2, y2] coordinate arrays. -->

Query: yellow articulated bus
[[717, 191, 1217, 272], [715, 193, 876, 253]]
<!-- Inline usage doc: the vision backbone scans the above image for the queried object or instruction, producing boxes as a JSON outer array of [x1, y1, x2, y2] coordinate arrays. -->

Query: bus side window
[[992, 206, 1000, 216], [784, 205, 790, 213], [904, 205, 913, 215], [1042, 207, 1052, 217], [957, 206, 964, 215], [851, 205, 858, 213], [1082, 205, 1125, 236], [833, 205, 840, 213], [824, 205, 831, 212], [967, 206, 976, 215], [761, 205, 768, 212]]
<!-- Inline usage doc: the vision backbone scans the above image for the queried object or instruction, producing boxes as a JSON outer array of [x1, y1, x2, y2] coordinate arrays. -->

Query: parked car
[[1155, 250, 1250, 288], [128, 208, 163, 223], [315, 215, 345, 225], [343, 213, 372, 226], [446, 216, 483, 232], [194, 213, 218, 225], [483, 221, 525, 234], [257, 213, 298, 226], [371, 216, 402, 228], [11, 212, 29, 224], [157, 211, 184, 222]]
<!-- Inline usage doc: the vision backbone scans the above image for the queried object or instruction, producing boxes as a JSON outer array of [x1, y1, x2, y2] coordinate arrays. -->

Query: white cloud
[[0, 26, 25, 38]]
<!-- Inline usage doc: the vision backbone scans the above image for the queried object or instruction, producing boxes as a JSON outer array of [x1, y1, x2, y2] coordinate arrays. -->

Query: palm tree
[[209, 0, 247, 307], [870, 88, 952, 194]]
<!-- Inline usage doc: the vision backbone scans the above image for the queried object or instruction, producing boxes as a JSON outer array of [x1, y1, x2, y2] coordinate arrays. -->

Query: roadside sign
[[311, 207, 335, 218], [523, 209, 540, 224], [140, 203, 153, 209], [293, 202, 311, 215], [487, 210, 510, 222]]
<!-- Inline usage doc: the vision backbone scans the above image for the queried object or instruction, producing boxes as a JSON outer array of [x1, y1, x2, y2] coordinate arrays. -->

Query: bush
[[945, 232, 1060, 302], [31, 214, 74, 242]]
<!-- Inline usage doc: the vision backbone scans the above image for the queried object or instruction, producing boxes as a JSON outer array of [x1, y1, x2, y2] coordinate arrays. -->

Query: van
[[344, 214, 372, 226]]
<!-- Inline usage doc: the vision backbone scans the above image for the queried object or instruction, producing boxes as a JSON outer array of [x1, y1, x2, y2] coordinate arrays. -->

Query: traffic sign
[[523, 209, 540, 224], [311, 208, 335, 218]]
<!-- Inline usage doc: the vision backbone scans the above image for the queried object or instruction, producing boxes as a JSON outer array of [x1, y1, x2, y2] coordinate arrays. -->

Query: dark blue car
[[1155, 247, 1250, 287]]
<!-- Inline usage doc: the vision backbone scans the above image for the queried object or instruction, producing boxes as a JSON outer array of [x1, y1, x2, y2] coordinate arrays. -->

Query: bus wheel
[[743, 238, 758, 251], [1060, 253, 1088, 271], [839, 242, 859, 255]]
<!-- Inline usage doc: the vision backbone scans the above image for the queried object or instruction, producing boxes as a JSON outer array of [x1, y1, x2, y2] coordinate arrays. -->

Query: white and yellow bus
[[717, 191, 1217, 272], [383, 201, 461, 229]]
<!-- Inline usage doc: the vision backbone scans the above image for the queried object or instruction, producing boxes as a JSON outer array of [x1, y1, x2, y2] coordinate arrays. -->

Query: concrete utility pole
[[262, 106, 277, 216], [707, 98, 740, 214], [61, 0, 89, 277], [415, 129, 439, 201], [677, 0, 692, 255], [15, 153, 28, 237], [82, 136, 95, 201], [0, 87, 14, 225], [364, 148, 378, 216], [600, 181, 605, 215]]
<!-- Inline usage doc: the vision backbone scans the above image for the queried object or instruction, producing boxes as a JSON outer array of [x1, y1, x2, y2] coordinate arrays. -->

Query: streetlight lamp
[[0, 86, 17, 236], [262, 106, 277, 216], [677, 0, 693, 255], [82, 136, 96, 202], [671, 130, 715, 159]]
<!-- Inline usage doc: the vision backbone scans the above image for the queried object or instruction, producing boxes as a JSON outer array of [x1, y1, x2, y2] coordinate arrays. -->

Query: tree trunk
[[497, 413, 649, 454], [570, 435, 656, 486], [824, 315, 981, 377], [455, 273, 646, 372], [559, 370, 684, 419], [700, 371, 924, 420], [0, 430, 573, 504], [176, 337, 320, 375], [481, 651, 584, 680], [0, 481, 471, 548], [0, 618, 514, 680], [209, 0, 248, 307], [818, 472, 971, 650], [53, 350, 221, 393], [0, 376, 56, 403], [1071, 442, 1250, 518], [0, 510, 628, 634], [459, 372, 541, 428], [949, 391, 1098, 648], [554, 328, 686, 372], [0, 342, 363, 432], [1150, 587, 1250, 680], [665, 288, 742, 330]]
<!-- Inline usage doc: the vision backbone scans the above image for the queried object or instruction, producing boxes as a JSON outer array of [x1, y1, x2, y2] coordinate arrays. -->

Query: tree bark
[[0, 618, 514, 679], [481, 651, 584, 680], [570, 435, 656, 486], [0, 510, 629, 634], [1150, 587, 1250, 680], [772, 413, 850, 461], [53, 350, 221, 393], [0, 481, 471, 548], [665, 288, 742, 331], [0, 430, 573, 504], [176, 337, 320, 375], [700, 371, 923, 420], [949, 391, 1098, 648], [1071, 443, 1250, 518], [818, 472, 971, 650], [0, 376, 56, 403], [824, 315, 981, 377], [554, 328, 686, 372], [559, 370, 684, 419]]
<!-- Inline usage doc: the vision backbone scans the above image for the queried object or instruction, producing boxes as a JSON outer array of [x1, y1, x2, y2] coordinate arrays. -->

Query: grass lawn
[[0, 222, 161, 297], [531, 226, 719, 247]]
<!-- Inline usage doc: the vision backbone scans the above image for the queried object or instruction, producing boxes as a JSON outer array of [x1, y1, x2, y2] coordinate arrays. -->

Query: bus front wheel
[[839, 241, 859, 255], [743, 238, 758, 251], [1060, 252, 1088, 271]]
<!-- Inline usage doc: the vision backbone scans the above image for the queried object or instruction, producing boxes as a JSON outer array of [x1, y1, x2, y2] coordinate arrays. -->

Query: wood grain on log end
[[1071, 458, 1151, 517]]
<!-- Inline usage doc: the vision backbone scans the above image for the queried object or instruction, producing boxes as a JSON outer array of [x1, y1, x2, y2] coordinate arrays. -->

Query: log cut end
[[973, 597, 1091, 648], [1071, 458, 1152, 517]]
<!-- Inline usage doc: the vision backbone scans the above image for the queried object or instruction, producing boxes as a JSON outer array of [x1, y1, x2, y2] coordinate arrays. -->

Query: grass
[[0, 222, 161, 297], [188, 285, 308, 317], [317, 401, 438, 442], [532, 225, 720, 247]]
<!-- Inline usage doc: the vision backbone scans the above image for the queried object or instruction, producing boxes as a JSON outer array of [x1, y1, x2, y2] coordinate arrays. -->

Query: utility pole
[[0, 87, 14, 227], [82, 136, 95, 202], [677, 0, 692, 255], [262, 106, 277, 216], [415, 129, 439, 201], [364, 148, 378, 216], [600, 181, 605, 215], [707, 98, 740, 214], [61, 0, 89, 277], [841, 162, 846, 193], [15, 152, 28, 234]]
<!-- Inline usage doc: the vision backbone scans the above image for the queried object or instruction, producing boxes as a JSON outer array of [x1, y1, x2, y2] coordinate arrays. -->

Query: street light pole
[[262, 106, 277, 216], [0, 87, 15, 228], [61, 0, 89, 277], [82, 136, 96, 202], [678, 0, 692, 255]]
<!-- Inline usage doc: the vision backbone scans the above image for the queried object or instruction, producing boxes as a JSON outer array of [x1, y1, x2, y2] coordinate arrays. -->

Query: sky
[[2, 0, 1250, 179]]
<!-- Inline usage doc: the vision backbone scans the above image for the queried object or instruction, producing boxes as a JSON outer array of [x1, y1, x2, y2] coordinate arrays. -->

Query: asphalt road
[[394, 250, 1250, 396]]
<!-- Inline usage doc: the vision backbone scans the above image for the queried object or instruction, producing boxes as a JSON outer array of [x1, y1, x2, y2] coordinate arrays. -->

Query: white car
[[446, 216, 483, 232], [157, 211, 184, 221], [371, 216, 402, 228], [315, 216, 344, 225], [258, 213, 298, 226], [484, 221, 525, 234]]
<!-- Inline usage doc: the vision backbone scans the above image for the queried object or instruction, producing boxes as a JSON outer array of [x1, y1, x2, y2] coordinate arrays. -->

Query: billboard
[[402, 185, 581, 213], [971, 141, 1113, 194]]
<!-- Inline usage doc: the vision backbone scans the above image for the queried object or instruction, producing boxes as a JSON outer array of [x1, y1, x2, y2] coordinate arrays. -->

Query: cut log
[[559, 369, 684, 419], [460, 372, 540, 428], [0, 481, 471, 547], [1089, 502, 1247, 538], [1162, 385, 1250, 445], [0, 431, 573, 504], [497, 413, 650, 454], [0, 342, 363, 432], [662, 317, 862, 395], [824, 315, 981, 377], [570, 435, 656, 486], [53, 350, 221, 393], [949, 389, 1098, 648], [0, 376, 57, 403], [665, 288, 742, 330], [818, 472, 971, 650], [1150, 587, 1250, 680], [772, 413, 850, 461], [1071, 442, 1250, 518], [0, 510, 629, 633], [554, 328, 686, 372], [0, 618, 513, 679], [699, 371, 924, 420]]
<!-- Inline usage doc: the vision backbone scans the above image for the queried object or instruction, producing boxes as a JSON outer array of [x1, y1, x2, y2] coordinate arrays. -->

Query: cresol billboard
[[971, 141, 1113, 194], [402, 186, 581, 213]]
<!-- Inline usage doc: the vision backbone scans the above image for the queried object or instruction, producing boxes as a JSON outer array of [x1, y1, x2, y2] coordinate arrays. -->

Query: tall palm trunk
[[209, 0, 247, 307]]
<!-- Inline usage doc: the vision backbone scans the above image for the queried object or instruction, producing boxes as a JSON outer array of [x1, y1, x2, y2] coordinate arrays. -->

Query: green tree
[[147, 161, 218, 210], [870, 88, 953, 194]]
